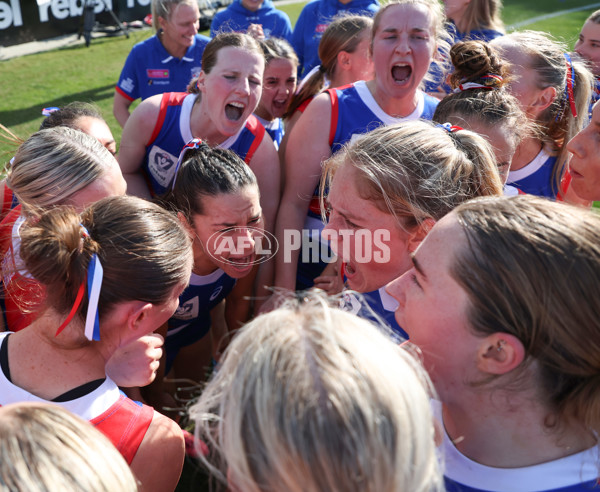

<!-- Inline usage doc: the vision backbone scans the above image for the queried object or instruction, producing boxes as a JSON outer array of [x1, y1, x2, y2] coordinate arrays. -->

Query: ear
[[127, 301, 154, 333], [476, 333, 525, 375], [407, 218, 436, 253], [196, 71, 207, 93], [177, 211, 195, 240], [336, 50, 352, 72], [157, 16, 168, 32], [531, 86, 557, 113]]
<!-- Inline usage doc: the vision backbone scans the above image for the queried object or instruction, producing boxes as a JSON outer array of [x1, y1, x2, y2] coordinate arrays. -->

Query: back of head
[[434, 41, 527, 168], [6, 127, 115, 212], [39, 102, 104, 131], [0, 402, 137, 492], [151, 0, 195, 30], [460, 0, 504, 33], [191, 293, 443, 492], [18, 195, 192, 324], [451, 195, 600, 433], [323, 120, 502, 230]]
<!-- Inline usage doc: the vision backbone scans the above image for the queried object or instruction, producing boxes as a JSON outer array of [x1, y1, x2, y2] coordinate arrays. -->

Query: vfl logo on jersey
[[147, 69, 170, 79], [147, 146, 179, 188], [209, 286, 223, 302], [173, 296, 199, 321], [341, 291, 362, 316]]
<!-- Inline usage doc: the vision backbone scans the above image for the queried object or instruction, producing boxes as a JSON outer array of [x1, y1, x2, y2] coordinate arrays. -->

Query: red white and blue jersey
[[506, 148, 558, 199], [328, 80, 439, 153], [115, 34, 209, 103], [0, 183, 19, 224], [341, 287, 407, 341], [0, 207, 41, 333], [165, 269, 236, 373], [0, 332, 154, 465], [143, 92, 266, 195], [255, 115, 285, 150]]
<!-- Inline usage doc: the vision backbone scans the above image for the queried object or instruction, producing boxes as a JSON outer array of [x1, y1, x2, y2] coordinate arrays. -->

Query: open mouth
[[392, 64, 412, 84], [225, 101, 245, 121], [228, 253, 255, 267]]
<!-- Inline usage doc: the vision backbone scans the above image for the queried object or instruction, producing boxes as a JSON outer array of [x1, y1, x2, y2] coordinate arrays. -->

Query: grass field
[[1, 0, 599, 161]]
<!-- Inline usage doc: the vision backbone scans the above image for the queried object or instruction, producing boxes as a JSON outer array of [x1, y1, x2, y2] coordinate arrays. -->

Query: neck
[[190, 99, 229, 146], [159, 29, 188, 59], [441, 390, 596, 468], [365, 79, 419, 117], [254, 106, 273, 121], [510, 137, 544, 172], [8, 312, 109, 400]]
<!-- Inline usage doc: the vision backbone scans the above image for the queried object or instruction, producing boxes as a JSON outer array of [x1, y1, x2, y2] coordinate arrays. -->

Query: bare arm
[[273, 94, 333, 292], [113, 91, 135, 129], [130, 411, 184, 492], [117, 95, 163, 198]]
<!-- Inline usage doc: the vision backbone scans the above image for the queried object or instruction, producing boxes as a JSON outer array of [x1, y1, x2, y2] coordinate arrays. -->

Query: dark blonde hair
[[6, 127, 117, 214], [151, 0, 197, 31], [191, 293, 443, 492], [0, 403, 137, 492], [434, 41, 527, 167], [19, 196, 192, 323], [322, 120, 503, 230], [286, 15, 373, 117], [494, 31, 594, 195], [456, 0, 504, 34], [452, 195, 600, 432]]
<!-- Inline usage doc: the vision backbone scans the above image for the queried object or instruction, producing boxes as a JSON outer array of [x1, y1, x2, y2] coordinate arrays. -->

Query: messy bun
[[19, 196, 193, 324], [449, 40, 509, 89]]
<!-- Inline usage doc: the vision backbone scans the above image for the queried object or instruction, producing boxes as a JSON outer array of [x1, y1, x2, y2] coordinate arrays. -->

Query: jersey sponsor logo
[[209, 286, 223, 302], [173, 296, 199, 321], [147, 146, 178, 188], [315, 23, 328, 33], [147, 69, 170, 79], [119, 77, 135, 93]]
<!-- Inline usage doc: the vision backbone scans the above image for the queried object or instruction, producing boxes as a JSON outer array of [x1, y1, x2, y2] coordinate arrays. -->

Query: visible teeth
[[229, 101, 244, 108]]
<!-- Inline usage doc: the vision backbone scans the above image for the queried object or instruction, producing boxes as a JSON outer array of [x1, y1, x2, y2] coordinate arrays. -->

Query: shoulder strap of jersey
[[243, 115, 266, 164], [146, 92, 188, 147], [326, 88, 339, 148]]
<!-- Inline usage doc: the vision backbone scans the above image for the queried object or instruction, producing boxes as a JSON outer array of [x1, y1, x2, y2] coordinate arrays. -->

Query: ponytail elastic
[[171, 138, 207, 191], [454, 74, 503, 93], [437, 123, 463, 133], [564, 53, 577, 118]]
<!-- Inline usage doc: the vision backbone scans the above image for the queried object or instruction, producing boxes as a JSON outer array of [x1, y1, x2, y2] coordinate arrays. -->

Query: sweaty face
[[575, 20, 600, 77], [371, 3, 437, 103], [385, 213, 479, 398], [159, 3, 200, 51], [256, 58, 297, 120], [566, 102, 600, 201], [321, 163, 415, 293], [197, 47, 264, 142], [189, 186, 263, 278], [75, 116, 117, 156]]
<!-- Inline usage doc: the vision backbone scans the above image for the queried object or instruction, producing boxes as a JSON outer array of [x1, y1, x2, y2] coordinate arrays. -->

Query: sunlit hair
[[0, 402, 138, 492], [18, 195, 192, 325], [322, 120, 502, 231], [371, 0, 450, 87], [191, 292, 443, 492], [585, 8, 600, 23], [151, 0, 197, 31], [493, 31, 594, 195], [6, 127, 117, 214], [286, 15, 373, 117], [452, 195, 600, 433], [187, 33, 265, 94], [456, 0, 504, 34], [259, 37, 298, 66], [159, 145, 258, 222], [434, 40, 528, 173]]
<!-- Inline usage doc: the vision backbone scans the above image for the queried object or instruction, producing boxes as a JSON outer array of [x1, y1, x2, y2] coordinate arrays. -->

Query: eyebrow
[[382, 27, 429, 34], [411, 254, 427, 279], [213, 214, 261, 228]]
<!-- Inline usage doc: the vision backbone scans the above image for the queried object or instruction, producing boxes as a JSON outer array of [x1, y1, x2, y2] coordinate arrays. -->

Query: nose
[[566, 131, 584, 159], [234, 227, 256, 254], [237, 78, 251, 96], [395, 33, 411, 55], [385, 272, 409, 310]]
